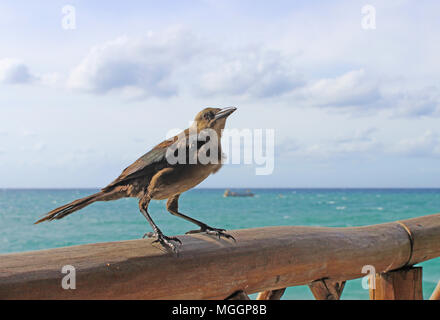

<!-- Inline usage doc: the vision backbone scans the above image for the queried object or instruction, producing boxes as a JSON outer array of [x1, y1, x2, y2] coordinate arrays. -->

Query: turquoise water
[[1, 188, 439, 299]]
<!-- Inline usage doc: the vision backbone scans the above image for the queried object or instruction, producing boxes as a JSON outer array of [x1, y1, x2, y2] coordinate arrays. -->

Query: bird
[[35, 106, 237, 252]]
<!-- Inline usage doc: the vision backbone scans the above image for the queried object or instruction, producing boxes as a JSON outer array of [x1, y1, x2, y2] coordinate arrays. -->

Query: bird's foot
[[143, 231, 182, 252], [186, 225, 236, 242]]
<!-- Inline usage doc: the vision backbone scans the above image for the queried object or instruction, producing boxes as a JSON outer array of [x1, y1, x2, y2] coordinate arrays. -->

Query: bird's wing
[[102, 138, 176, 190], [103, 130, 199, 190]]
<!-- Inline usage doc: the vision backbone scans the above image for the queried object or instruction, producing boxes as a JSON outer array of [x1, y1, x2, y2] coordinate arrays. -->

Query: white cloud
[[67, 28, 200, 98], [67, 29, 303, 100], [0, 58, 34, 84], [284, 68, 440, 118], [279, 127, 440, 161], [388, 86, 440, 117], [194, 48, 303, 98], [278, 127, 381, 160], [0, 58, 64, 88], [393, 131, 440, 157], [291, 69, 381, 109]]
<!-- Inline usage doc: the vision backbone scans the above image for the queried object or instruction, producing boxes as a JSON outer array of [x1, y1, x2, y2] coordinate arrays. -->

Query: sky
[[0, 0, 440, 188]]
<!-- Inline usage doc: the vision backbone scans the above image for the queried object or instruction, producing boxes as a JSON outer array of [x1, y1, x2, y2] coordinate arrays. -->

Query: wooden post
[[369, 267, 423, 300], [256, 288, 286, 300], [309, 279, 345, 300], [429, 280, 440, 300]]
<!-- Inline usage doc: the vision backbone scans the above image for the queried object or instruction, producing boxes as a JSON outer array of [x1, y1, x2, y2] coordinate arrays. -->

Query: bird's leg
[[139, 195, 181, 252], [166, 195, 235, 242]]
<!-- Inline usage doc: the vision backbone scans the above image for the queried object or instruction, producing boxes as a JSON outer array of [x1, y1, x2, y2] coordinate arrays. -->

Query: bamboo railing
[[1, 213, 440, 300]]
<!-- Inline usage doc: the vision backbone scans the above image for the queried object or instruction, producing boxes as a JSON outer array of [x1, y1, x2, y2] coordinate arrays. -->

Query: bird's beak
[[214, 107, 237, 120]]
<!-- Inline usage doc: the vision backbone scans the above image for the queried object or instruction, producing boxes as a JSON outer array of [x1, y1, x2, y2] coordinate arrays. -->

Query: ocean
[[1, 188, 439, 299]]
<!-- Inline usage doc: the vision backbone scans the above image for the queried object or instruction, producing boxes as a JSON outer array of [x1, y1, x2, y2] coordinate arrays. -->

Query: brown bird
[[35, 107, 237, 251]]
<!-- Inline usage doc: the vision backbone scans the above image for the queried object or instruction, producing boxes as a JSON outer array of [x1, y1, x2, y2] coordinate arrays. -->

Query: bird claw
[[143, 231, 182, 252], [207, 229, 236, 242], [186, 226, 236, 242]]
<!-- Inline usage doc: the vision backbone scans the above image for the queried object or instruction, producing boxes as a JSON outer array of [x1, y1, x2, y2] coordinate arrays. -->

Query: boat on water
[[223, 189, 254, 197]]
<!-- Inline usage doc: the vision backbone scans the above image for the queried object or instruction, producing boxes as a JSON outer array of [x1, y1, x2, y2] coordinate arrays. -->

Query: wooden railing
[[1, 213, 440, 300]]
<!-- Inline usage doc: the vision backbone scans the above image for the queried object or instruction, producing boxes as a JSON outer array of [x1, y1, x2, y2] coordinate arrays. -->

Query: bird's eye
[[204, 112, 214, 120]]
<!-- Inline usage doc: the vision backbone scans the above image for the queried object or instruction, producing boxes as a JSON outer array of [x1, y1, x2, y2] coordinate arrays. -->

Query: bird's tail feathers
[[34, 191, 104, 224]]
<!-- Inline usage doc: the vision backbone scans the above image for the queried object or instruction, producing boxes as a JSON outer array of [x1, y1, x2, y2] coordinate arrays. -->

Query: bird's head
[[192, 107, 237, 133]]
